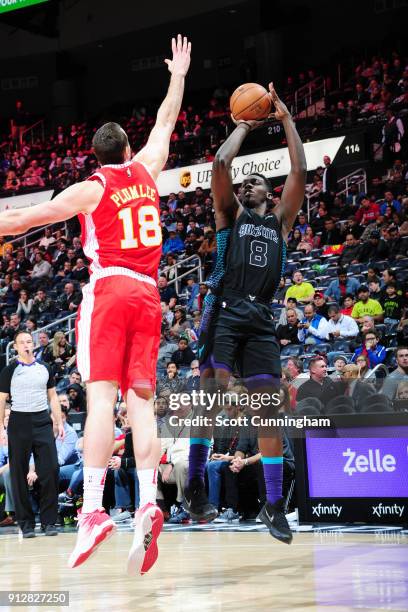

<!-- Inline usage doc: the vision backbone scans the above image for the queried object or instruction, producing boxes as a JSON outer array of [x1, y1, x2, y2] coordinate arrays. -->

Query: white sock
[[82, 467, 106, 514], [137, 468, 158, 507]]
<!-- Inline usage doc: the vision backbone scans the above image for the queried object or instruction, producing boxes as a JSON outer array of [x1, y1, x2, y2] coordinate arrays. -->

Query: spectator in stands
[[218, 422, 267, 522], [183, 360, 200, 393], [340, 294, 355, 316], [330, 356, 348, 380], [285, 271, 315, 305], [0, 313, 22, 342], [156, 362, 184, 398], [320, 218, 342, 245], [325, 304, 359, 340], [380, 190, 402, 215], [207, 400, 240, 511], [56, 282, 82, 315], [322, 155, 337, 205], [186, 276, 200, 312], [278, 298, 303, 326], [157, 398, 191, 522], [197, 283, 209, 311], [351, 286, 384, 323], [369, 279, 382, 301], [42, 331, 75, 380], [287, 228, 302, 251], [67, 384, 86, 413], [31, 289, 54, 318], [161, 302, 174, 331], [359, 230, 389, 261], [313, 292, 330, 318], [295, 213, 310, 236], [385, 226, 408, 260], [169, 306, 190, 339], [297, 356, 339, 406], [154, 397, 168, 429], [352, 330, 386, 368], [382, 346, 408, 399], [54, 406, 78, 468], [158, 331, 178, 369], [325, 268, 360, 302], [158, 275, 177, 309], [15, 249, 32, 277], [171, 337, 195, 367], [16, 289, 33, 318], [30, 252, 52, 285], [39, 228, 56, 249], [34, 331, 50, 360], [1, 279, 21, 313], [382, 109, 404, 166], [355, 354, 370, 378], [0, 238, 12, 262], [355, 196, 380, 226], [57, 369, 82, 394], [285, 357, 306, 390], [276, 308, 300, 347], [297, 303, 328, 345], [71, 259, 89, 283], [163, 230, 185, 255], [338, 234, 361, 266], [381, 283, 405, 324]]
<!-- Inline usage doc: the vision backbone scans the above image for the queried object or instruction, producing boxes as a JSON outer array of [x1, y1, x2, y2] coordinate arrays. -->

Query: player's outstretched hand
[[268, 83, 291, 121], [165, 34, 191, 77]]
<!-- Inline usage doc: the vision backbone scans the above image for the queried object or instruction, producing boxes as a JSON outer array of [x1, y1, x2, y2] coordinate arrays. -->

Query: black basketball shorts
[[211, 295, 281, 378]]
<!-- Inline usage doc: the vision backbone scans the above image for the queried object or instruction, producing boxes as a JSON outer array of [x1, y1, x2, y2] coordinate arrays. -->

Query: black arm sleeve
[[0, 363, 16, 395], [43, 362, 56, 389]]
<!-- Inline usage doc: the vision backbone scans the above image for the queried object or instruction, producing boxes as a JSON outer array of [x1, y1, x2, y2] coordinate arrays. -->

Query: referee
[[0, 330, 64, 538]]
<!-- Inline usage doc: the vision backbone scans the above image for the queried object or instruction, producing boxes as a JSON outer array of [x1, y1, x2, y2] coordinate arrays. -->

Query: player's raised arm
[[270, 84, 307, 241], [211, 119, 260, 225], [0, 180, 103, 236], [134, 34, 191, 181]]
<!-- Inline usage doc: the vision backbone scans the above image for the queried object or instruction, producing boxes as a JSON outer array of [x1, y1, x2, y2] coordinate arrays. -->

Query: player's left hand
[[268, 83, 291, 121], [165, 34, 191, 77]]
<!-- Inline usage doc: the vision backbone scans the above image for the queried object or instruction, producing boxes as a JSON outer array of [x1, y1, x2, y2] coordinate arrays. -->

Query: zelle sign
[[343, 448, 396, 476]]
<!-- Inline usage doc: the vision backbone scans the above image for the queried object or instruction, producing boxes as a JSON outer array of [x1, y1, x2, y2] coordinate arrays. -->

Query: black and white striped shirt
[[0, 360, 55, 413]]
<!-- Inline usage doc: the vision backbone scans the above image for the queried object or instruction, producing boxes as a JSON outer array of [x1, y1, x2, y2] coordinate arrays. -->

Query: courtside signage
[[157, 135, 345, 195], [306, 436, 408, 498], [0, 0, 48, 13]]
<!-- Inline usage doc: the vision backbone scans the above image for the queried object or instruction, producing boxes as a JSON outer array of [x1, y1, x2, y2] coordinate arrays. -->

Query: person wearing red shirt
[[355, 196, 380, 226]]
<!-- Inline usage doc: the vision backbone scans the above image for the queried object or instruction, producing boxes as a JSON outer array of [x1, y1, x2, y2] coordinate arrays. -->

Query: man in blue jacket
[[352, 330, 386, 368], [325, 268, 360, 302]]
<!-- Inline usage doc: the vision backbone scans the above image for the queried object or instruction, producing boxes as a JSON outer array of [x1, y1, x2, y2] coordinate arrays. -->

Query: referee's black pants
[[8, 410, 59, 531]]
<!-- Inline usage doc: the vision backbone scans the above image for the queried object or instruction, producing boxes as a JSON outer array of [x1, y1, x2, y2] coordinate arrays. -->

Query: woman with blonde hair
[[43, 330, 75, 379]]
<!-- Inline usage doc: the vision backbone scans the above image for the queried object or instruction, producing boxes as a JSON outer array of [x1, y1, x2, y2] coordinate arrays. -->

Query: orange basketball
[[230, 83, 271, 121]]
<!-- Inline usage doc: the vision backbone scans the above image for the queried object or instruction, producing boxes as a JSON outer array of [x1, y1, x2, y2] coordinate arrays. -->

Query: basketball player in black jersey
[[185, 85, 306, 542]]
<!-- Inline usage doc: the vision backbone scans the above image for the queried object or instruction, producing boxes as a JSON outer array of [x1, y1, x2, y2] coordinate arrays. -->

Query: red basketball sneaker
[[68, 508, 116, 568], [127, 503, 164, 576]]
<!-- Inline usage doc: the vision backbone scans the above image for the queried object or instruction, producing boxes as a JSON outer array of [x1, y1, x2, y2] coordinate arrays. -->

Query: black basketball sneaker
[[258, 498, 293, 544], [184, 477, 218, 522]]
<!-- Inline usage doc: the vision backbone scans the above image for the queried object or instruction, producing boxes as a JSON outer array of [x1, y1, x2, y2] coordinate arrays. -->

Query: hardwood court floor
[[1, 529, 407, 612]]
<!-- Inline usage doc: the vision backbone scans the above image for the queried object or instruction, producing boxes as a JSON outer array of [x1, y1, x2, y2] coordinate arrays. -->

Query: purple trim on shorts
[[200, 355, 213, 374], [210, 356, 232, 373], [244, 374, 280, 389]]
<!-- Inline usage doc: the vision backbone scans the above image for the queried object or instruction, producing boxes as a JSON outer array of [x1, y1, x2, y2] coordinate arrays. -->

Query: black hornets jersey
[[222, 207, 286, 301]]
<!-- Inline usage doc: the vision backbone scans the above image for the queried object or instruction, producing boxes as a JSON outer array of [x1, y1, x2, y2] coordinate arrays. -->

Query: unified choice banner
[[156, 135, 348, 196]]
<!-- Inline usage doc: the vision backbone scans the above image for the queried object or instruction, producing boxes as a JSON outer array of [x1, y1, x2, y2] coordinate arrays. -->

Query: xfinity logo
[[372, 503, 405, 518], [312, 504, 342, 518], [343, 448, 396, 476]]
